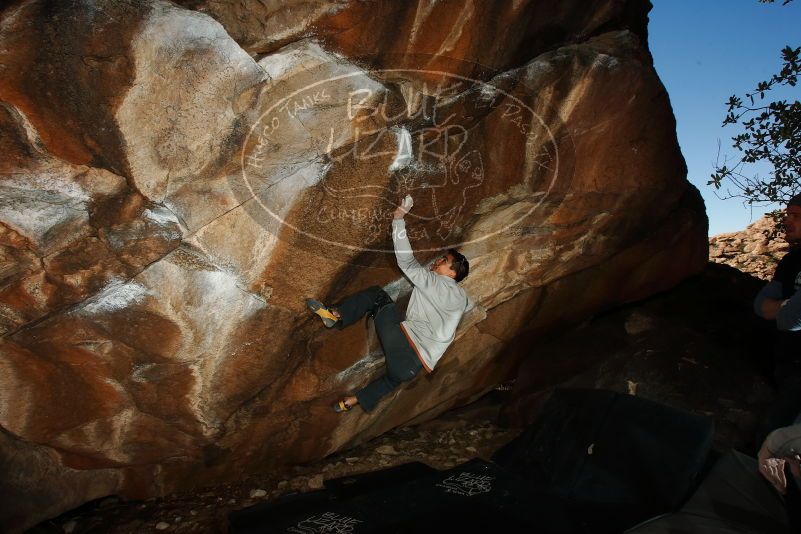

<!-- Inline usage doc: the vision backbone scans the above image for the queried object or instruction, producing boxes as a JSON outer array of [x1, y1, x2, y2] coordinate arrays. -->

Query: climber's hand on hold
[[393, 194, 413, 219]]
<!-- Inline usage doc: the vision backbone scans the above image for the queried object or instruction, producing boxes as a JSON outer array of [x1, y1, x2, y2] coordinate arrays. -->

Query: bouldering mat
[[229, 459, 578, 533], [492, 388, 715, 532]]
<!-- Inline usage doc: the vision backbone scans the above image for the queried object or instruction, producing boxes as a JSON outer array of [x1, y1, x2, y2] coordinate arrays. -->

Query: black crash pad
[[492, 388, 715, 532], [229, 459, 578, 533]]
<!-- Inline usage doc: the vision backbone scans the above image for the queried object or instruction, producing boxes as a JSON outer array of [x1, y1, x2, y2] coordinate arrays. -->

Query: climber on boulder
[[306, 195, 472, 413]]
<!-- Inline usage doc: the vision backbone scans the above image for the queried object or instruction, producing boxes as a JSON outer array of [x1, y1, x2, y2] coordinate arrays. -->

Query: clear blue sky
[[649, 0, 800, 236]]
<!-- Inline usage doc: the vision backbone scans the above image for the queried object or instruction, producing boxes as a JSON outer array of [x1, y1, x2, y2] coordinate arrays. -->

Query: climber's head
[[430, 249, 469, 282], [784, 194, 801, 244]]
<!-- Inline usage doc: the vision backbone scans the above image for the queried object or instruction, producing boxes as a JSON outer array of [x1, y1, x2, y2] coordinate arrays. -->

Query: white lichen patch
[[81, 279, 150, 315], [1, 101, 45, 154], [256, 158, 332, 223], [592, 53, 620, 70], [0, 187, 84, 231], [143, 205, 179, 228], [334, 349, 386, 385], [102, 205, 183, 251], [478, 82, 502, 103], [132, 248, 268, 432], [117, 0, 267, 201], [0, 164, 93, 256], [257, 39, 334, 80], [183, 268, 268, 435], [522, 59, 555, 83], [192, 269, 266, 348]]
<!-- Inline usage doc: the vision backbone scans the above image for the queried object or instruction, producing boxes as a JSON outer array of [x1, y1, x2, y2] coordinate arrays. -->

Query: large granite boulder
[[0, 0, 706, 530]]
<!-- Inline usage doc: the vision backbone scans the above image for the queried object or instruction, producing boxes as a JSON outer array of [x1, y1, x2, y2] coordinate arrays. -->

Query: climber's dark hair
[[448, 248, 469, 282]]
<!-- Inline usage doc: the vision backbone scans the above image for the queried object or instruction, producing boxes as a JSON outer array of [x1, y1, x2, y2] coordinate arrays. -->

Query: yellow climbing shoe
[[305, 298, 340, 328]]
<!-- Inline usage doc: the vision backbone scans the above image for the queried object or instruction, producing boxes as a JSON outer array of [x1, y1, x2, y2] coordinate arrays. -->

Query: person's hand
[[393, 196, 412, 219], [789, 456, 801, 480], [761, 297, 785, 320], [758, 440, 789, 494]]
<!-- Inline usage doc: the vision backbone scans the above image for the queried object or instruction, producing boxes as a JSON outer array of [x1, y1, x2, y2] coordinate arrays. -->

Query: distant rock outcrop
[[0, 0, 706, 530], [709, 216, 787, 281]]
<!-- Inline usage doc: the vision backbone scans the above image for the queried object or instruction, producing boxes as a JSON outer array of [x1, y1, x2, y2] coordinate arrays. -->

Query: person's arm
[[391, 216, 438, 290], [776, 290, 801, 331], [465, 294, 476, 312], [754, 280, 784, 319]]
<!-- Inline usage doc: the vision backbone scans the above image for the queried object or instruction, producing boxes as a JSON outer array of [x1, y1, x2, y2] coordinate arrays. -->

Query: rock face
[[0, 0, 706, 530], [709, 215, 787, 280]]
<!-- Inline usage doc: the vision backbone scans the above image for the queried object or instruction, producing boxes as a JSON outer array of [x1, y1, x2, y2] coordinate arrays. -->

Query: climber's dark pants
[[334, 285, 422, 412]]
